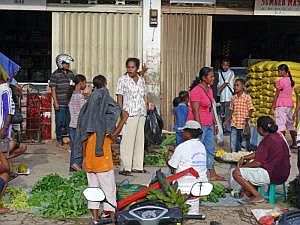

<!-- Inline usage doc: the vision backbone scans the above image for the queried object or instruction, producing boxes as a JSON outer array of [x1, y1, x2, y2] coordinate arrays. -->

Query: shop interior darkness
[[0, 11, 51, 83]]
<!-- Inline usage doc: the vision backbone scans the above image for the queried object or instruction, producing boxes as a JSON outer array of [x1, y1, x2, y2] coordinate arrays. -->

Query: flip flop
[[119, 170, 133, 176], [247, 198, 265, 204], [132, 169, 148, 174]]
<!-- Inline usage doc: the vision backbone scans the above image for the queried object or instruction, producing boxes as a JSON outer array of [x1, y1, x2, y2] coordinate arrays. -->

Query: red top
[[188, 85, 214, 126], [255, 132, 290, 184]]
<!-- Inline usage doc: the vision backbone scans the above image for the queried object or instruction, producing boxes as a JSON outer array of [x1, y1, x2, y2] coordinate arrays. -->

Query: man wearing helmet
[[49, 54, 75, 147]]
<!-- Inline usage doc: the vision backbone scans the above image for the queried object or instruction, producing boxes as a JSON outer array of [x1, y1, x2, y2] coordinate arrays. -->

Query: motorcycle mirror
[[83, 187, 106, 202], [190, 182, 213, 197]]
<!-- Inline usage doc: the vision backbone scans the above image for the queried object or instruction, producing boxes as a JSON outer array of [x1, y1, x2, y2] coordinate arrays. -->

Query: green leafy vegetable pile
[[202, 183, 226, 203], [144, 134, 176, 166], [0, 186, 30, 211], [146, 170, 190, 214], [28, 171, 88, 218]]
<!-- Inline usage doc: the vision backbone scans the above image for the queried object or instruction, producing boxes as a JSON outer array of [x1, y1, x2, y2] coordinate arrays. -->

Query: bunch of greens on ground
[[0, 186, 30, 211], [146, 169, 190, 214], [202, 183, 226, 203], [144, 134, 176, 166], [28, 171, 88, 218]]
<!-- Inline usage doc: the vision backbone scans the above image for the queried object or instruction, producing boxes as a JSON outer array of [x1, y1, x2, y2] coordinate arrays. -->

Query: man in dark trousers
[[49, 54, 75, 147]]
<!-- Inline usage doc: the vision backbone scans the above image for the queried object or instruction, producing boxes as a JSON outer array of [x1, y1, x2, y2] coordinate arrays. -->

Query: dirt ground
[[3, 137, 299, 225]]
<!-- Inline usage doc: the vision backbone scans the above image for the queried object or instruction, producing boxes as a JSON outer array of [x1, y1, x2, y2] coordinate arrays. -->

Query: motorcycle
[[83, 182, 213, 225]]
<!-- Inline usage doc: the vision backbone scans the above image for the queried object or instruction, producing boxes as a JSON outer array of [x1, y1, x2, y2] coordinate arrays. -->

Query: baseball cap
[[179, 120, 201, 130]]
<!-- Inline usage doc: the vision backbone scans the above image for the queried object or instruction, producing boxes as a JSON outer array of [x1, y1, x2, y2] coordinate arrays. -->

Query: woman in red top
[[232, 116, 290, 203], [188, 67, 224, 181]]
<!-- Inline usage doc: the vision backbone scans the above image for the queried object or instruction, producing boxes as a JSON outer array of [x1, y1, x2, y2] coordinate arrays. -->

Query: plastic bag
[[242, 121, 251, 138], [212, 101, 223, 144], [144, 108, 164, 146]]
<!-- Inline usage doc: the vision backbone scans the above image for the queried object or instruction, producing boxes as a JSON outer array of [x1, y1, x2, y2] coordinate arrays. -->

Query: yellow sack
[[261, 83, 275, 91], [294, 77, 300, 85], [272, 61, 300, 71], [255, 62, 266, 72], [261, 78, 273, 84], [247, 80, 260, 86], [290, 71, 300, 79], [262, 90, 275, 97], [263, 61, 278, 71], [259, 109, 271, 115], [251, 61, 270, 72], [248, 63, 257, 72], [271, 71, 279, 77], [263, 71, 273, 78], [261, 96, 274, 103], [247, 72, 255, 79]]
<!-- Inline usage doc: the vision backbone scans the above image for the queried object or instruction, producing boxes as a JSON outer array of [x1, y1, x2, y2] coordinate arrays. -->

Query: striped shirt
[[0, 83, 15, 138], [69, 91, 86, 128], [116, 74, 147, 117], [49, 69, 74, 106]]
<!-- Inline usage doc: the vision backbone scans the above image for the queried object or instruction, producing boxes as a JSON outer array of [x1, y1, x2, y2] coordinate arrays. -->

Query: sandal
[[246, 197, 265, 204], [119, 170, 133, 176], [70, 163, 82, 171], [132, 169, 148, 174]]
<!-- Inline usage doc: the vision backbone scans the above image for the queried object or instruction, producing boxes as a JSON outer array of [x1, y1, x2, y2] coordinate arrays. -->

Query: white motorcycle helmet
[[56, 54, 74, 69]]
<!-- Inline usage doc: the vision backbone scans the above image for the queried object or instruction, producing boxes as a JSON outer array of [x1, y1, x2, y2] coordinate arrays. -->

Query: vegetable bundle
[[28, 171, 89, 218], [144, 134, 176, 166], [0, 186, 30, 211], [202, 183, 226, 203], [146, 170, 190, 214]]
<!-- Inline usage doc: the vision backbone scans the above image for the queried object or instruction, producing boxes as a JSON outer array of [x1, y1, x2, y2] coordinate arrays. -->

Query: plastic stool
[[258, 183, 286, 204]]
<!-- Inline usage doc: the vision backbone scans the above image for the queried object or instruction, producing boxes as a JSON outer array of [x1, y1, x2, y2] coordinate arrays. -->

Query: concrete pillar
[[143, 0, 161, 111]]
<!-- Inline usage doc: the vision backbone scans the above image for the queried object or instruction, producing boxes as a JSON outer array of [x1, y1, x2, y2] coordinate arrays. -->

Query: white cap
[[179, 120, 201, 130]]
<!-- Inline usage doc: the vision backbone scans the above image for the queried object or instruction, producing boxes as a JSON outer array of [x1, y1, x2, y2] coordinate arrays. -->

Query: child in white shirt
[[168, 120, 208, 184]]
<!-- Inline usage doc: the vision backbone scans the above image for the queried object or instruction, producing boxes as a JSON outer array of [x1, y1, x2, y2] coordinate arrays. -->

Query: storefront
[[0, 1, 142, 140]]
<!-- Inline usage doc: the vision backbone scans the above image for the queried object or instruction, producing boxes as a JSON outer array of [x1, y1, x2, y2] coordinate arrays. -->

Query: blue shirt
[[173, 103, 188, 131]]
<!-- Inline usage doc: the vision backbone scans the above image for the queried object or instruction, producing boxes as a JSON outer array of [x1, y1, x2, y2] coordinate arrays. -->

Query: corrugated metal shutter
[[161, 14, 212, 130], [52, 11, 142, 92]]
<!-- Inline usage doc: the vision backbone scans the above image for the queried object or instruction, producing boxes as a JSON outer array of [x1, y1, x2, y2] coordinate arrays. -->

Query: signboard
[[0, 0, 46, 10], [170, 0, 215, 4], [255, 0, 300, 16]]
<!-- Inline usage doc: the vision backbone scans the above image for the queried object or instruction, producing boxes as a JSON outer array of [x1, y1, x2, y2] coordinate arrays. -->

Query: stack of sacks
[[247, 61, 300, 126]]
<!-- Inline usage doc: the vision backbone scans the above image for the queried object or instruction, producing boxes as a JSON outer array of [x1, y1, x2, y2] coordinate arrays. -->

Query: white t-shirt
[[168, 139, 208, 183], [217, 69, 235, 102]]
